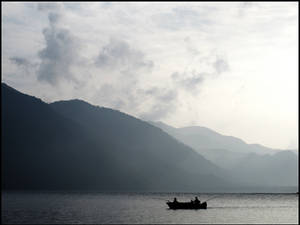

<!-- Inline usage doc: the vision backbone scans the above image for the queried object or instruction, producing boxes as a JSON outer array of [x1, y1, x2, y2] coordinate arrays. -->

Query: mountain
[[149, 122, 298, 187], [2, 83, 235, 192], [229, 150, 298, 187], [150, 121, 298, 187], [149, 121, 279, 155]]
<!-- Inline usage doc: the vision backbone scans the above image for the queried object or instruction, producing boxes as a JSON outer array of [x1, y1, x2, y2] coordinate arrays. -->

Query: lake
[[2, 192, 298, 224]]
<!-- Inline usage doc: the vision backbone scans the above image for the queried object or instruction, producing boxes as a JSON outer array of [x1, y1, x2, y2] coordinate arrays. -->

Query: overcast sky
[[2, 2, 298, 150]]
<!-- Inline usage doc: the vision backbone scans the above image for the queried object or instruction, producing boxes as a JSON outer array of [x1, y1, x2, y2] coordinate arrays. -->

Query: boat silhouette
[[166, 199, 207, 209]]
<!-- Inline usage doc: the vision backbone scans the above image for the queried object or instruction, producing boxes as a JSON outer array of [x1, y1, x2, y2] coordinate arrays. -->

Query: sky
[[2, 2, 298, 150]]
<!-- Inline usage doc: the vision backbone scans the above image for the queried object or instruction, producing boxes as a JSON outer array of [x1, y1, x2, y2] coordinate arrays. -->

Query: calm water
[[2, 192, 298, 224]]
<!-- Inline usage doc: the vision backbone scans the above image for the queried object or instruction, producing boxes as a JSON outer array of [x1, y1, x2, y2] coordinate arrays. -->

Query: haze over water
[[2, 192, 298, 224]]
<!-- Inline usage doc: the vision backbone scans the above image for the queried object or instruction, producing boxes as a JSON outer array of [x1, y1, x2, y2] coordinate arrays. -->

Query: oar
[[203, 195, 220, 202]]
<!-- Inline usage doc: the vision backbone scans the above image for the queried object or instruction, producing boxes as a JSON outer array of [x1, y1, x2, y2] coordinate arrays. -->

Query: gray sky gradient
[[2, 2, 298, 149]]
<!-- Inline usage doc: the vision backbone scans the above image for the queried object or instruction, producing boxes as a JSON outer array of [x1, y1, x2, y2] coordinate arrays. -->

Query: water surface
[[2, 192, 298, 224]]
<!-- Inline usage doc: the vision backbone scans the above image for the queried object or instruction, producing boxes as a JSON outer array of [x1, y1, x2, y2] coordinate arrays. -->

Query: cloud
[[37, 12, 81, 85], [92, 83, 179, 122], [139, 101, 177, 121], [152, 6, 214, 31], [10, 56, 31, 67], [172, 71, 206, 91], [2, 2, 297, 149], [238, 2, 255, 17], [171, 53, 229, 93], [184, 36, 200, 56], [139, 104, 175, 121], [138, 87, 178, 121], [178, 36, 230, 92], [93, 84, 179, 121], [213, 57, 229, 74], [37, 2, 63, 12], [92, 38, 157, 118], [95, 38, 153, 75], [47, 12, 61, 24], [9, 56, 37, 76], [144, 87, 178, 103], [91, 83, 127, 109]]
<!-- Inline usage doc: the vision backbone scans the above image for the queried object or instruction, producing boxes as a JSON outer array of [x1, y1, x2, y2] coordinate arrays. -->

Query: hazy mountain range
[[2, 83, 298, 192], [2, 83, 232, 192], [149, 121, 298, 187]]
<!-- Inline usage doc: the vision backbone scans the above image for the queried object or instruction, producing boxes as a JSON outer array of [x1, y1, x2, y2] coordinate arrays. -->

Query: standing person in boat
[[173, 197, 178, 203], [194, 196, 200, 205]]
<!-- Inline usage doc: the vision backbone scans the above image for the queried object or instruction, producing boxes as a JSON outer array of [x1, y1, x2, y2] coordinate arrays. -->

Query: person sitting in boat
[[173, 197, 178, 203], [194, 196, 200, 204]]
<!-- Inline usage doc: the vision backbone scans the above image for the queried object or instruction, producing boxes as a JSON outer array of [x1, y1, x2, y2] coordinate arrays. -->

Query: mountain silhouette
[[2, 83, 235, 192], [150, 121, 298, 187], [149, 121, 280, 155]]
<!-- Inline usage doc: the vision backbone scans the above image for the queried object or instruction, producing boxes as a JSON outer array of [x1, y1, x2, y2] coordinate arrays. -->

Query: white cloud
[[37, 12, 82, 85], [2, 2, 298, 149]]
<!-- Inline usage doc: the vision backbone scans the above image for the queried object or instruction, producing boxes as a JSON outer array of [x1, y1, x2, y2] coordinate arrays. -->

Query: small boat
[[166, 200, 207, 209]]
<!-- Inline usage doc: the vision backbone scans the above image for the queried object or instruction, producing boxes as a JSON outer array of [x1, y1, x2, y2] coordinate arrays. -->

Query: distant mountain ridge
[[150, 121, 298, 187], [2, 83, 235, 192], [149, 121, 281, 155]]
